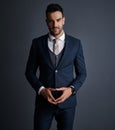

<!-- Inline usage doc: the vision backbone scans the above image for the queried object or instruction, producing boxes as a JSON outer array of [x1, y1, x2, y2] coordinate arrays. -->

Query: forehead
[[47, 11, 63, 20]]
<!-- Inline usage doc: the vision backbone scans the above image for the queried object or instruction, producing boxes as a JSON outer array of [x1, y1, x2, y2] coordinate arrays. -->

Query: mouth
[[52, 28, 59, 32], [52, 27, 59, 30]]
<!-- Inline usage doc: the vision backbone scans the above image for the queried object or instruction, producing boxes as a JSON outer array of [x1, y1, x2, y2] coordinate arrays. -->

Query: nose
[[53, 21, 57, 27]]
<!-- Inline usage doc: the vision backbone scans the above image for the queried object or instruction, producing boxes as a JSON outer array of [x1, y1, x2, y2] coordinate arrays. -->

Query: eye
[[57, 18, 62, 22]]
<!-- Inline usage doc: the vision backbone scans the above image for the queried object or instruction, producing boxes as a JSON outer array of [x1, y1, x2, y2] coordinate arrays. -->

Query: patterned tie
[[53, 39, 59, 66], [53, 39, 59, 55]]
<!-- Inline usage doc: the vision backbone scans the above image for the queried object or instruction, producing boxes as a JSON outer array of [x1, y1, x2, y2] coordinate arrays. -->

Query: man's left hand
[[54, 87, 72, 104]]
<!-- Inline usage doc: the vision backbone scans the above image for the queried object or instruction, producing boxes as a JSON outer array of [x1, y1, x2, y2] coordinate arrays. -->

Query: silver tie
[[53, 39, 59, 66], [53, 39, 59, 55]]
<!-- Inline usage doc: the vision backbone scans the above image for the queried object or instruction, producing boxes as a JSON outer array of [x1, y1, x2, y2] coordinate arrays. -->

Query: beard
[[49, 27, 63, 37]]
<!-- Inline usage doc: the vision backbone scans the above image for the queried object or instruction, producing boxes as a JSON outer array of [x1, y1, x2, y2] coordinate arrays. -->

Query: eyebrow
[[57, 18, 62, 21], [47, 17, 63, 23]]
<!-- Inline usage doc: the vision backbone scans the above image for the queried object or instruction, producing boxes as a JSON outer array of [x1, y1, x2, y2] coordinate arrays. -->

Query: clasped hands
[[40, 87, 72, 105]]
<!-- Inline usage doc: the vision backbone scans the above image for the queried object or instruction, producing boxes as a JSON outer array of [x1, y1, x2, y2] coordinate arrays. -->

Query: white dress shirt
[[48, 33, 65, 55]]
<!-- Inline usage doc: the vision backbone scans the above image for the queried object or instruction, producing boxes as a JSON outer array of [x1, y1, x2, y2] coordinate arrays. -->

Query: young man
[[25, 3, 87, 130]]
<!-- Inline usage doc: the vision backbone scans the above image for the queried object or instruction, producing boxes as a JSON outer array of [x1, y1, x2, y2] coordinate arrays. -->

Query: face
[[46, 11, 65, 38]]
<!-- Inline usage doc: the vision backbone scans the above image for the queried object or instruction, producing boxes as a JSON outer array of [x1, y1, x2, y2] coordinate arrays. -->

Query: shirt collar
[[49, 32, 65, 42]]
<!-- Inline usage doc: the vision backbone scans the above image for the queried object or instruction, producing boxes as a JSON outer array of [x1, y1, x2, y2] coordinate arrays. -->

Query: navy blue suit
[[25, 34, 87, 130]]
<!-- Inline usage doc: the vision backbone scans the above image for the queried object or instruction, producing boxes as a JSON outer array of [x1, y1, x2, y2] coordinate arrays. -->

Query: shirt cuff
[[38, 86, 45, 95], [70, 85, 75, 89]]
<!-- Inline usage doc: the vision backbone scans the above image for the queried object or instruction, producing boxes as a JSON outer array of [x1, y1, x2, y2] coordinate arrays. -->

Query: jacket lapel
[[57, 34, 70, 69], [42, 34, 55, 69], [42, 34, 71, 69]]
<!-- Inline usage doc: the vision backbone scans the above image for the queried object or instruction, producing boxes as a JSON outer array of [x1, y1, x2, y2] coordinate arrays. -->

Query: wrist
[[70, 86, 76, 95], [38, 86, 45, 95]]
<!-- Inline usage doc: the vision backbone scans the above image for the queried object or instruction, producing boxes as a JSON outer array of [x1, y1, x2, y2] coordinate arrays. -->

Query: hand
[[40, 88, 57, 105], [55, 87, 72, 104]]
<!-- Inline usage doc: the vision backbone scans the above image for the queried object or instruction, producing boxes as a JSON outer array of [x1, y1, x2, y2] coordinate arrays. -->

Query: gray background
[[1, 0, 115, 130]]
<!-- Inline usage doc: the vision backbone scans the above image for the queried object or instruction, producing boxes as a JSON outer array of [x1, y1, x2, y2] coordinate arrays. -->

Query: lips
[[52, 27, 59, 30]]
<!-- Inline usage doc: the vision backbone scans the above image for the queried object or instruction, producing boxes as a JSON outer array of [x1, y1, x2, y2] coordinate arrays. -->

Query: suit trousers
[[34, 104, 76, 130]]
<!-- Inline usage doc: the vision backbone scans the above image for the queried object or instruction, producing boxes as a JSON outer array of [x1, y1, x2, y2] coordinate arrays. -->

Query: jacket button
[[55, 70, 58, 73]]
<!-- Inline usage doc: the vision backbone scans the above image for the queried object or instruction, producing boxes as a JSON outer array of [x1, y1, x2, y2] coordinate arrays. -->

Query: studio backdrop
[[1, 0, 115, 130]]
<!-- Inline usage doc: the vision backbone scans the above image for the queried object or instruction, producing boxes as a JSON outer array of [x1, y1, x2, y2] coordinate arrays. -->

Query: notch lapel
[[57, 35, 70, 69], [42, 35, 55, 69]]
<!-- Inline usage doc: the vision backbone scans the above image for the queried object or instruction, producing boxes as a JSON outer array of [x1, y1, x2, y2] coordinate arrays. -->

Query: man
[[25, 3, 87, 130]]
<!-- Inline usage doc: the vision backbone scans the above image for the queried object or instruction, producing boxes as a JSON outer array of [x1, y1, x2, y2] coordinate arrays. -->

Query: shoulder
[[65, 34, 81, 47], [30, 34, 48, 49], [32, 34, 48, 43]]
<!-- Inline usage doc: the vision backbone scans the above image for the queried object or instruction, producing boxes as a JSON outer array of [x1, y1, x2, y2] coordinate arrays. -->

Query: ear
[[63, 17, 65, 25]]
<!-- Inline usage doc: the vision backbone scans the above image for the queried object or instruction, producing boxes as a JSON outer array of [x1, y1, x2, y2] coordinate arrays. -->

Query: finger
[[55, 91, 71, 103], [55, 87, 66, 91], [48, 97, 57, 105], [55, 95, 65, 103], [49, 88, 56, 91], [49, 93, 56, 101], [48, 90, 57, 101], [42, 88, 55, 101], [56, 98, 65, 104]]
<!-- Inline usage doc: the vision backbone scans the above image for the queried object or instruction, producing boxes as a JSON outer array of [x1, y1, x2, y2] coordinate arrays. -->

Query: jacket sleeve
[[71, 40, 87, 92], [25, 39, 43, 93]]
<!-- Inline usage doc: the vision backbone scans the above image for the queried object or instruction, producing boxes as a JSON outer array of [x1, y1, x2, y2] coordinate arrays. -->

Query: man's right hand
[[40, 88, 57, 105]]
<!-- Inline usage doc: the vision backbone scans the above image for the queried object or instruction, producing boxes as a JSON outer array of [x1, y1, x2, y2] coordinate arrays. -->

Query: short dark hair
[[46, 3, 64, 18]]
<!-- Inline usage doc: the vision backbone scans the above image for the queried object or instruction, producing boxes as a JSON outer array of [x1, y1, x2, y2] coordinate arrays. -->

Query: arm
[[25, 39, 58, 104], [25, 39, 43, 93], [71, 40, 87, 92]]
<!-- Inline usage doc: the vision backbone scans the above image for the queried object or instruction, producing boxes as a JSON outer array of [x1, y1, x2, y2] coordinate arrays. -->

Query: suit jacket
[[25, 33, 87, 108]]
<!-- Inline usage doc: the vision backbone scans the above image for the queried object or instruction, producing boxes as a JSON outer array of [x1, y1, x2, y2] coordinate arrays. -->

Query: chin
[[51, 32, 59, 37]]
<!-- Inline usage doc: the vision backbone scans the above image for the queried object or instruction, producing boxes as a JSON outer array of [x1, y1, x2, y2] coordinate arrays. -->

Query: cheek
[[60, 22, 64, 27], [60, 21, 64, 27], [47, 23, 53, 28]]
